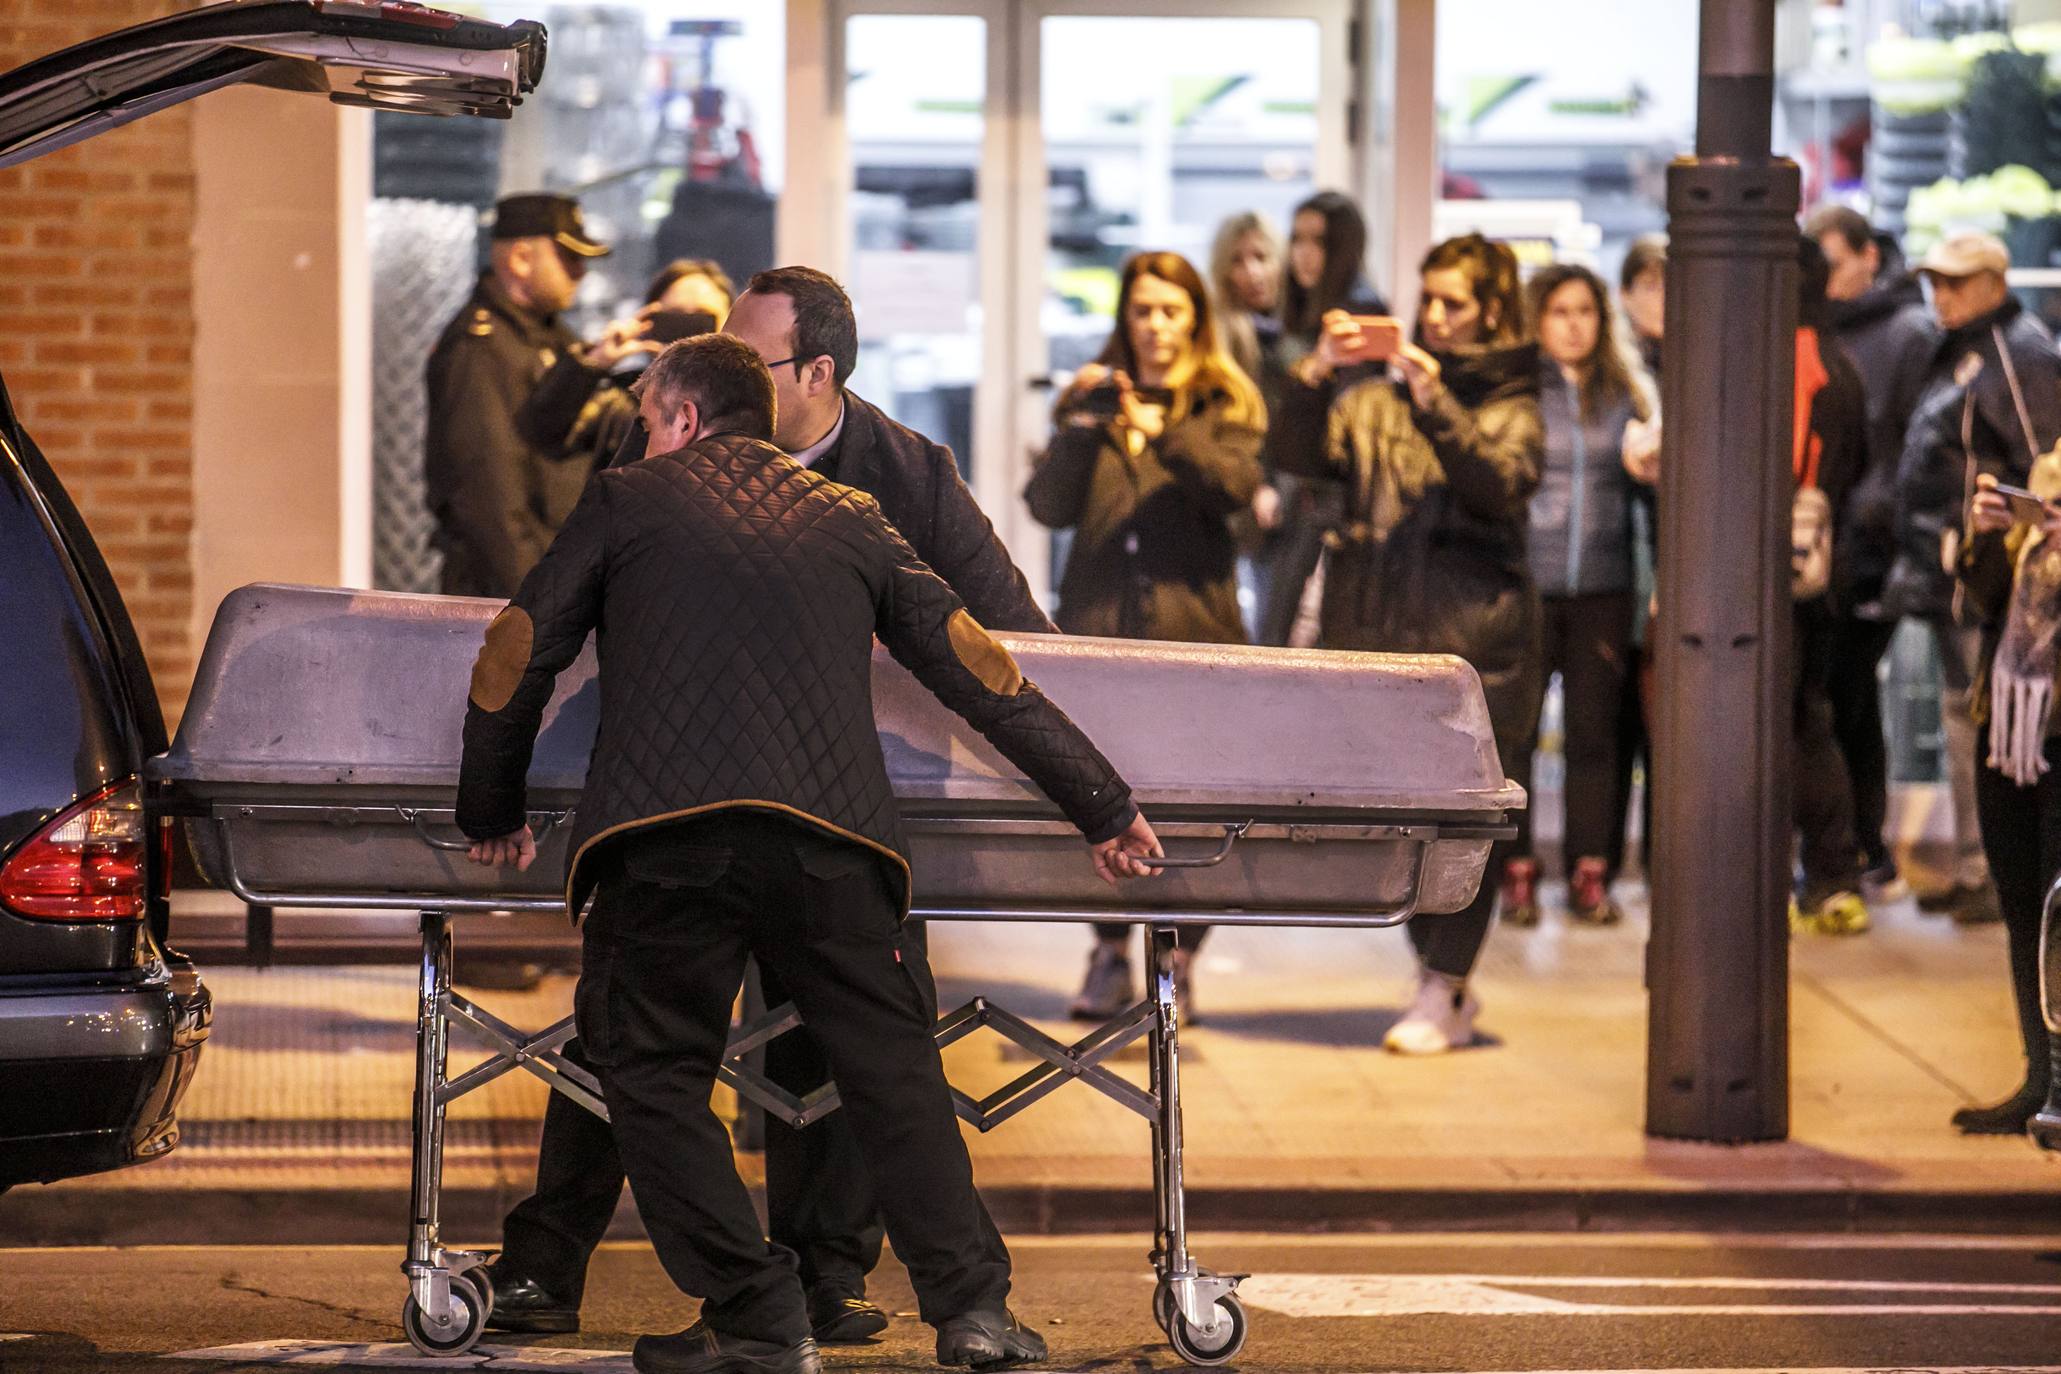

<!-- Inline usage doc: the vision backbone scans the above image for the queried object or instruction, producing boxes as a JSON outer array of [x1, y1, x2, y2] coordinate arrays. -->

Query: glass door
[[834, 0, 1351, 607], [1014, 0, 1353, 600]]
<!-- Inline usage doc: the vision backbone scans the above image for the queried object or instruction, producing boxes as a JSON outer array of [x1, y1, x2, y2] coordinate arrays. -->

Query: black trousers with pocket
[[508, 812, 1005, 1340], [1824, 613, 1899, 870], [1973, 727, 2061, 1104]]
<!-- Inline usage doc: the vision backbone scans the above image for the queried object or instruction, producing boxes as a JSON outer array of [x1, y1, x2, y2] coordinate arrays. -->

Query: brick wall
[[0, 1, 196, 727]]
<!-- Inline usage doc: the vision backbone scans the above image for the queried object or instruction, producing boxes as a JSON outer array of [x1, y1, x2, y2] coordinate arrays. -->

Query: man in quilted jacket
[[479, 269, 1058, 1350], [460, 334, 1162, 1374]]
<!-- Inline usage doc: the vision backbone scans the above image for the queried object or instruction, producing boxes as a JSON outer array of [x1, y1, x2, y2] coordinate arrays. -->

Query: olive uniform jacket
[[424, 277, 606, 598], [455, 431, 1137, 917]]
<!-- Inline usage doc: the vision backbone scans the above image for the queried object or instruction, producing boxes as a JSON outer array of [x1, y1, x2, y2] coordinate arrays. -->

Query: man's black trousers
[[506, 812, 1007, 1339]]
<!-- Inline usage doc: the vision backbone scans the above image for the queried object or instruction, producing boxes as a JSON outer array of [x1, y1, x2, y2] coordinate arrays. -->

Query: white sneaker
[[1383, 970, 1479, 1055]]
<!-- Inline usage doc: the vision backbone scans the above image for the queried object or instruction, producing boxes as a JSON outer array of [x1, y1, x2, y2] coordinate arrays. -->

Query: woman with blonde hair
[[1026, 250, 1266, 1021], [1208, 211, 1282, 384]]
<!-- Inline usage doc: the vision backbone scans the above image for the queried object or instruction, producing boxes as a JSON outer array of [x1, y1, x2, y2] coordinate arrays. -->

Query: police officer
[[425, 193, 646, 597], [460, 334, 1162, 1374], [482, 268, 1054, 1346]]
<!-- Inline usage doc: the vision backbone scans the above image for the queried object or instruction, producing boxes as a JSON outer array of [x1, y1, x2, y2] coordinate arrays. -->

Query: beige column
[[1359, 0, 1438, 318], [190, 90, 371, 646]]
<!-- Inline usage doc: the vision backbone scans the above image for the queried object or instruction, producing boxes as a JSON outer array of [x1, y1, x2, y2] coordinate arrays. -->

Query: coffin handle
[[398, 807, 571, 853], [1138, 821, 1251, 870]]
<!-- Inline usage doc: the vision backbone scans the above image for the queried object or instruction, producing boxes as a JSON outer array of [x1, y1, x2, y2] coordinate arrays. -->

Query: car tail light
[[314, 1, 463, 30], [0, 781, 148, 921]]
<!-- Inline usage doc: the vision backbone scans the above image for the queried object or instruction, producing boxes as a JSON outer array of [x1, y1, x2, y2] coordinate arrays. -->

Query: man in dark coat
[[461, 333, 1159, 1374], [1886, 230, 2061, 921], [424, 194, 646, 597], [484, 267, 1056, 1344], [1808, 205, 1942, 895]]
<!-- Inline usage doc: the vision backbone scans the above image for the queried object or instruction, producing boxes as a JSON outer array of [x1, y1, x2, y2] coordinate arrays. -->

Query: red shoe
[[1568, 857, 1622, 925], [1498, 858, 1540, 927]]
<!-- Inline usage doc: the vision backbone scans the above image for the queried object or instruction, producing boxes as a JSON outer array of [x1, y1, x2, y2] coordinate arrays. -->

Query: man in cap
[[425, 192, 651, 597], [1886, 229, 2061, 934]]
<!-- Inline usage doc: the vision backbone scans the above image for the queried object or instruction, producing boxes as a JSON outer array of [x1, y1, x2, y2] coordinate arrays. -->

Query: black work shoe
[[632, 1322, 821, 1374], [807, 1283, 888, 1343], [936, 1308, 1047, 1368], [480, 1258, 580, 1334]]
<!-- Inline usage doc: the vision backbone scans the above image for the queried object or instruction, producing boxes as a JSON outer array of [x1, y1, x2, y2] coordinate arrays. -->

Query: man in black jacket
[[1887, 230, 2061, 922], [462, 335, 1160, 1374], [1809, 206, 1941, 898], [484, 268, 1057, 1344]]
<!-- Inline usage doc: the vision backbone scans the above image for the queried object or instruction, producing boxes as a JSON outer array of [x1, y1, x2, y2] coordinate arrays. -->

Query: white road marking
[[163, 1342, 633, 1369], [1238, 1272, 2061, 1318]]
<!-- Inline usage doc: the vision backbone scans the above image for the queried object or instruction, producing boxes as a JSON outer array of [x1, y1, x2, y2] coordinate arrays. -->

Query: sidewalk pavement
[[4, 880, 2057, 1245]]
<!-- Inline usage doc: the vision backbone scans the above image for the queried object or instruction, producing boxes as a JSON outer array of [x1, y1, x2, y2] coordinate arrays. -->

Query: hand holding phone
[[1992, 482, 2050, 524]]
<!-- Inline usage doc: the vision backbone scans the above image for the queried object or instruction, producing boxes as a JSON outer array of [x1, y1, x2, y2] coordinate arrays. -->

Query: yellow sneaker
[[1807, 890, 1871, 936]]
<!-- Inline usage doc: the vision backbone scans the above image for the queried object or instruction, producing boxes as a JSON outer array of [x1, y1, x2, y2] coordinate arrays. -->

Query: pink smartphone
[[1345, 315, 1401, 362]]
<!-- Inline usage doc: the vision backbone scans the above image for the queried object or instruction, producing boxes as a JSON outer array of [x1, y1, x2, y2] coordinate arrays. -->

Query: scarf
[[1987, 448, 2061, 786]]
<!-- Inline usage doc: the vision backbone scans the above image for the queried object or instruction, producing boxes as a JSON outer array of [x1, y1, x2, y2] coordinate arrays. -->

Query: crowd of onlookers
[[1030, 190, 2061, 1132], [428, 188, 2059, 1133]]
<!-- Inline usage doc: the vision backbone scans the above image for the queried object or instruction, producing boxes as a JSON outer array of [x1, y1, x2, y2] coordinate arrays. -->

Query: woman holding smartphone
[[1501, 264, 1657, 928], [1254, 191, 1389, 646], [1026, 251, 1266, 1022], [1275, 232, 1542, 1054], [1955, 466, 2061, 1133]]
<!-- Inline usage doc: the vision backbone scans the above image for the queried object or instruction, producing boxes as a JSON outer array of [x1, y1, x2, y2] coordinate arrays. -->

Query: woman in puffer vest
[[1501, 263, 1657, 930], [1271, 232, 1542, 1055]]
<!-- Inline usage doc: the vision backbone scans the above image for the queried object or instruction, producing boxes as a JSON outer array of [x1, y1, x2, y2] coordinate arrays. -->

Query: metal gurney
[[151, 583, 1522, 1364]]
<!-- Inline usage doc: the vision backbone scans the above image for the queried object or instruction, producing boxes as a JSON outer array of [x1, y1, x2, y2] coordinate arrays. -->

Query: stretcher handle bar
[[916, 831, 1428, 928], [397, 806, 572, 852], [212, 816, 567, 913], [1137, 821, 1249, 869]]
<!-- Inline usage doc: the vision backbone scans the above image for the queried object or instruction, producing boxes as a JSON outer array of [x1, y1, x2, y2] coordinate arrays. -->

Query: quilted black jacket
[[455, 431, 1136, 916]]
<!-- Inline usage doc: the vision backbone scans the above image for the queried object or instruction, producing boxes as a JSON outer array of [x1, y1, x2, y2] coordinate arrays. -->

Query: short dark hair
[[1803, 204, 1874, 256], [1620, 234, 1668, 292], [644, 257, 735, 309], [632, 333, 776, 441], [1797, 232, 1831, 327], [744, 265, 859, 386]]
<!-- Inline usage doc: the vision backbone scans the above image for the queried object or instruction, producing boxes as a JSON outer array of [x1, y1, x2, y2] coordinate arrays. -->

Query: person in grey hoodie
[[1504, 263, 1656, 927]]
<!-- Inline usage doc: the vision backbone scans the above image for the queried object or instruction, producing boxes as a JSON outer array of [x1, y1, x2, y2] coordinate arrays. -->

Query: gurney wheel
[[1166, 1291, 1246, 1366], [1153, 1267, 1214, 1333], [402, 1273, 489, 1356]]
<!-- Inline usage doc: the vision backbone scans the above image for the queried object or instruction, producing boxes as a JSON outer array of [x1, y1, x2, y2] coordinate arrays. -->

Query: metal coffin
[[151, 584, 1522, 919]]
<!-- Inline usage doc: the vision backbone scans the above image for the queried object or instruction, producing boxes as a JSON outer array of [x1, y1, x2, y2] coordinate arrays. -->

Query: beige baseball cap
[[1916, 229, 2010, 279]]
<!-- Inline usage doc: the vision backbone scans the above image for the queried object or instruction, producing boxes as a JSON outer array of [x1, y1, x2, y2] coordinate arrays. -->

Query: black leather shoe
[[807, 1284, 889, 1343], [936, 1309, 1047, 1368], [480, 1258, 580, 1334], [632, 1322, 821, 1374]]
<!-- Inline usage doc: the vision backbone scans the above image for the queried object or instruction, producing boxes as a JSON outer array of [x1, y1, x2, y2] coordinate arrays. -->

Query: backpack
[[1792, 328, 1833, 601]]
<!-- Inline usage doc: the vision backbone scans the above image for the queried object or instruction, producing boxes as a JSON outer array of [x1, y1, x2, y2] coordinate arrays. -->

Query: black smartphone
[[1133, 386, 1175, 409], [1073, 384, 1126, 419], [647, 309, 718, 344], [1992, 482, 2049, 522]]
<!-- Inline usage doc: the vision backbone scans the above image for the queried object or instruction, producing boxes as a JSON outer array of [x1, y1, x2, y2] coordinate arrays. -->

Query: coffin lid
[[150, 584, 1521, 817]]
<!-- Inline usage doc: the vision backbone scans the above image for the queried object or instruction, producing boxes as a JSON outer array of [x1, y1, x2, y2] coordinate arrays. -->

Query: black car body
[[0, 0, 546, 1190]]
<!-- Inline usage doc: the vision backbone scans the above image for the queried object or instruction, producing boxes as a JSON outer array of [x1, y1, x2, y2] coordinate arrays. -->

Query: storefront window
[[368, 2, 785, 593], [1434, 0, 1698, 275]]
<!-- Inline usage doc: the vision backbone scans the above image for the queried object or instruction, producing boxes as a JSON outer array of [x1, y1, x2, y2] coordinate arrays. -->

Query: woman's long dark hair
[[1280, 190, 1368, 336], [1418, 233, 1525, 349], [1526, 262, 1644, 420]]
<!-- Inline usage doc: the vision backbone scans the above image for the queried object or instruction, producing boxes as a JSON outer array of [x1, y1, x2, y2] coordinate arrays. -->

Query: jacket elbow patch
[[947, 609, 1024, 696], [469, 606, 535, 711]]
